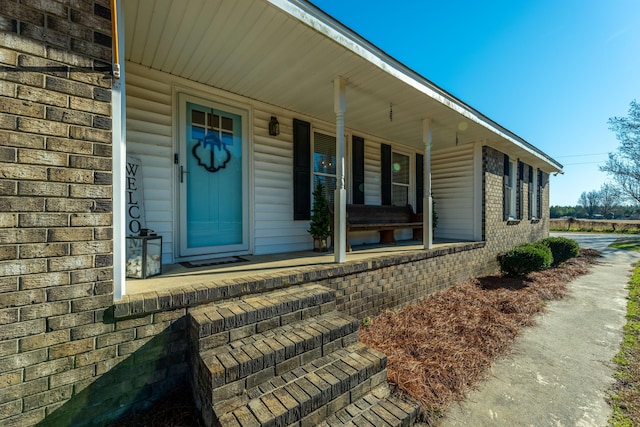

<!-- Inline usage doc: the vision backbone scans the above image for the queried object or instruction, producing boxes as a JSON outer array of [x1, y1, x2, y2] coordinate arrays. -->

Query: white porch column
[[423, 118, 433, 249], [112, 0, 126, 300], [334, 77, 347, 263]]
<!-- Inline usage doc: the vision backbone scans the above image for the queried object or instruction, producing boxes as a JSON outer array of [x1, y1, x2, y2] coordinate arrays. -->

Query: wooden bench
[[328, 204, 423, 251]]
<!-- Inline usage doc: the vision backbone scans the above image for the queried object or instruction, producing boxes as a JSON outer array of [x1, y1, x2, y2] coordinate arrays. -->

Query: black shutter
[[352, 136, 365, 204], [381, 144, 392, 205], [293, 119, 311, 220], [528, 165, 534, 219], [503, 154, 509, 220], [415, 153, 424, 213], [518, 161, 524, 181]]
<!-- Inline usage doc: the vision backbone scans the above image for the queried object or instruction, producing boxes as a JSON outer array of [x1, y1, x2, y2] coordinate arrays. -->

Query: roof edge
[[266, 0, 562, 171]]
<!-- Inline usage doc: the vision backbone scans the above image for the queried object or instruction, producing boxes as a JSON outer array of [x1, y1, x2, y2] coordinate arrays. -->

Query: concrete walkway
[[440, 234, 640, 427]]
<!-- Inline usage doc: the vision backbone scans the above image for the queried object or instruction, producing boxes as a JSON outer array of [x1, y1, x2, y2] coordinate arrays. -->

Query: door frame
[[175, 91, 252, 261]]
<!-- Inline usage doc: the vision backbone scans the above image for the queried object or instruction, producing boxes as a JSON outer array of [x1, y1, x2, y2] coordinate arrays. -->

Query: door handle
[[180, 165, 190, 183]]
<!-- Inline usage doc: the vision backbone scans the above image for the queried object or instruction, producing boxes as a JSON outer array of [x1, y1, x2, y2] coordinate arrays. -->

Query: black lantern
[[268, 116, 280, 136]]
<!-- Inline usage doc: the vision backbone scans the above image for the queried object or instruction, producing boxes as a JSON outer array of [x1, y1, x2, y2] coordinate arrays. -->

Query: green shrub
[[499, 243, 553, 276], [540, 237, 579, 266]]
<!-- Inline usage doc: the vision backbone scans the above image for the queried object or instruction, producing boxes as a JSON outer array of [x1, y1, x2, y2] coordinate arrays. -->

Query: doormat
[[180, 256, 248, 268]]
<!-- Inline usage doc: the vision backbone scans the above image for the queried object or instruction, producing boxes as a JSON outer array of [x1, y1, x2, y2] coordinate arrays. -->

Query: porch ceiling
[[123, 0, 562, 172]]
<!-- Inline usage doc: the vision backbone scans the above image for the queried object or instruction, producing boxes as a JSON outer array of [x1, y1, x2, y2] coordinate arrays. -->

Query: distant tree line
[[551, 182, 638, 219], [550, 203, 640, 219], [552, 100, 640, 220]]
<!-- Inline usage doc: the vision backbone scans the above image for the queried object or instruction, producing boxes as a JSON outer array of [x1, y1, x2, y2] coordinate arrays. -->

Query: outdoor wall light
[[269, 116, 280, 136]]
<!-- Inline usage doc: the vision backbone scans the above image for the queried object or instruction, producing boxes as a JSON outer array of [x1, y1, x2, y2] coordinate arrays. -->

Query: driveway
[[439, 233, 640, 427]]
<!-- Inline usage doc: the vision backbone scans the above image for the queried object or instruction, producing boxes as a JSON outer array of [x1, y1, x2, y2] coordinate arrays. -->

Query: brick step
[[319, 384, 420, 427], [189, 284, 336, 352], [214, 342, 388, 427], [198, 311, 360, 404]]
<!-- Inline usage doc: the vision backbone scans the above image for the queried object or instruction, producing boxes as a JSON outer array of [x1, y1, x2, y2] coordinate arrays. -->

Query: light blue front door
[[179, 100, 247, 257]]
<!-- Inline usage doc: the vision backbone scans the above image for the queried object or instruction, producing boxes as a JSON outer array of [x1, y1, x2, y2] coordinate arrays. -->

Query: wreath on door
[[192, 133, 231, 173]]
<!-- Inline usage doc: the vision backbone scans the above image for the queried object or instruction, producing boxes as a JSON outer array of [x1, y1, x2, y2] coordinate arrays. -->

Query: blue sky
[[311, 0, 640, 206]]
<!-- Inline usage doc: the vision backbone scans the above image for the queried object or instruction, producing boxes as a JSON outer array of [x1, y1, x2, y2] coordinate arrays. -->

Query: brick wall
[[0, 3, 192, 425], [0, 2, 552, 426], [483, 146, 549, 255]]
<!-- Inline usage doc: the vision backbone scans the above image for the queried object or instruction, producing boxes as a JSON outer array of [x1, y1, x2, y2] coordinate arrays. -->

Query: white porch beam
[[423, 118, 433, 249], [334, 77, 347, 263]]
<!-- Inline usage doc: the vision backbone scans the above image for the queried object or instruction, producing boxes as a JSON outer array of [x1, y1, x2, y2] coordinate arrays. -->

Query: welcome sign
[[125, 155, 146, 235]]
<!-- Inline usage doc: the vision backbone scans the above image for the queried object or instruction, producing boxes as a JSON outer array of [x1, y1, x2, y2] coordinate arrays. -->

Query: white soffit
[[123, 0, 562, 172], [268, 0, 562, 171]]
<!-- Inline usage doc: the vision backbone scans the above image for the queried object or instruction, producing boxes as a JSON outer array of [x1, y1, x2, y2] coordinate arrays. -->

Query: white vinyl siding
[[431, 144, 475, 240], [253, 109, 309, 255], [126, 63, 174, 263], [125, 62, 312, 261], [126, 61, 457, 260]]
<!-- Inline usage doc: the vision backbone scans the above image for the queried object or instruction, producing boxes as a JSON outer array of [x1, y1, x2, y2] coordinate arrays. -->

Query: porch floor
[[125, 238, 470, 296]]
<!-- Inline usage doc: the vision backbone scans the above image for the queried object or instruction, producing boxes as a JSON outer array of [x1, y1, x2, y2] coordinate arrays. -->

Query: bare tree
[[578, 190, 601, 218], [598, 183, 622, 218], [601, 100, 640, 202]]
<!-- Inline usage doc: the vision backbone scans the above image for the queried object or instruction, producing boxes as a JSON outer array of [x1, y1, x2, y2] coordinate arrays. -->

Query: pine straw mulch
[[359, 248, 602, 424]]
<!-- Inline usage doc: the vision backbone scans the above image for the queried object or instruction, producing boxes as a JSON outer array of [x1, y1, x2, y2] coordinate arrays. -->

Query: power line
[[554, 152, 609, 158], [562, 161, 606, 166]]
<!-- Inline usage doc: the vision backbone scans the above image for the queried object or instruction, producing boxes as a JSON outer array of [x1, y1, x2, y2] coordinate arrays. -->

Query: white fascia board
[[266, 0, 563, 172]]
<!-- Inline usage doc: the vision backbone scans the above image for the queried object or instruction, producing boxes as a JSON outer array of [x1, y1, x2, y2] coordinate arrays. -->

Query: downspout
[[110, 0, 120, 79], [111, 0, 126, 299]]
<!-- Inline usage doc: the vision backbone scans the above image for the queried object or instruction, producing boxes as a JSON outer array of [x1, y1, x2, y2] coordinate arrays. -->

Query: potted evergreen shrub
[[308, 181, 331, 252]]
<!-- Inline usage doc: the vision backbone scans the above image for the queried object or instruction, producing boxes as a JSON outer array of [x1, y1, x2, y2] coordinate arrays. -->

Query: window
[[528, 166, 536, 220], [313, 131, 336, 204], [517, 161, 524, 219], [504, 155, 516, 220], [391, 152, 410, 206]]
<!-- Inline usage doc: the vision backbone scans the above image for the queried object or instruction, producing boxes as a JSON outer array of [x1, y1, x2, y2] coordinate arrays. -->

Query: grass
[[610, 238, 640, 252], [609, 238, 640, 426]]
